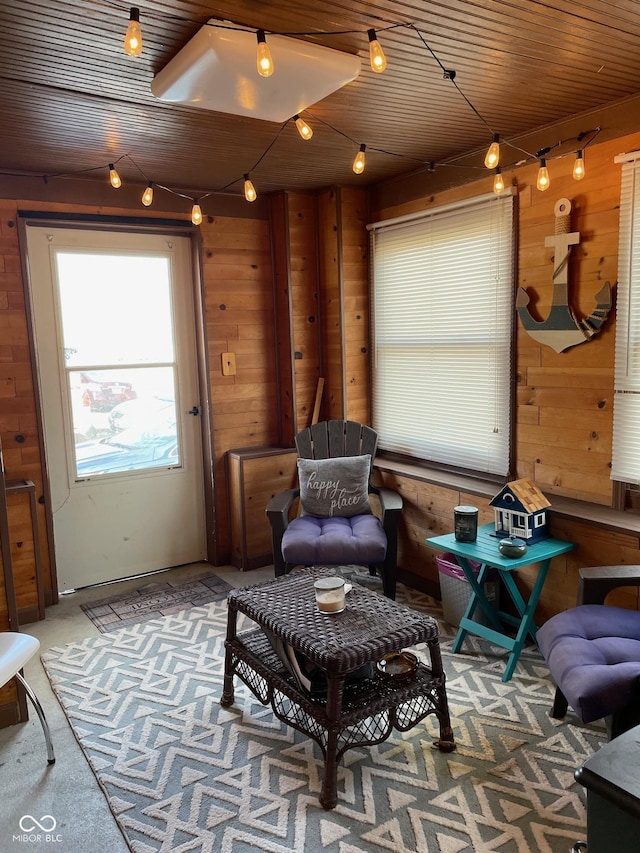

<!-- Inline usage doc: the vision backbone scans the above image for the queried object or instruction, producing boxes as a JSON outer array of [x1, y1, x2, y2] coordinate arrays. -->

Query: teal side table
[[427, 523, 575, 682]]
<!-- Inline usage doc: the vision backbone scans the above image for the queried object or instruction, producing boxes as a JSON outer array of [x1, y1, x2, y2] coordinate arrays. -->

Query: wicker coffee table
[[220, 566, 455, 810]]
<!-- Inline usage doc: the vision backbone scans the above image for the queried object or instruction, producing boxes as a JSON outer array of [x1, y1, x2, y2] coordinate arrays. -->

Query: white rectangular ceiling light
[[151, 22, 361, 123]]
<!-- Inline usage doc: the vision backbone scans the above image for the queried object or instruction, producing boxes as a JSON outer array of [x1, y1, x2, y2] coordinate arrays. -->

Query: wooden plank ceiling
[[1, 0, 640, 206]]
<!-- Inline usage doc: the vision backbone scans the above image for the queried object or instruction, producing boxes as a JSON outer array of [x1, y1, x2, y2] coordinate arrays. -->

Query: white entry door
[[26, 225, 206, 590]]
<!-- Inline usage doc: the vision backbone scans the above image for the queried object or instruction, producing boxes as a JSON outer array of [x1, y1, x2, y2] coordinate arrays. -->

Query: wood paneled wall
[[290, 194, 323, 433], [0, 202, 50, 621], [514, 166, 618, 506], [340, 187, 370, 425], [0, 183, 368, 608], [201, 214, 279, 563], [317, 189, 343, 421], [370, 131, 640, 616], [315, 187, 370, 423], [0, 130, 639, 625], [6, 491, 39, 618], [269, 192, 322, 441], [0, 443, 21, 724], [270, 187, 369, 430], [0, 197, 277, 609], [269, 194, 295, 445]]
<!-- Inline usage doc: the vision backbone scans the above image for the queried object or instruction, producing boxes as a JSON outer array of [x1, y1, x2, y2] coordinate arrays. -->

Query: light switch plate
[[222, 352, 236, 376]]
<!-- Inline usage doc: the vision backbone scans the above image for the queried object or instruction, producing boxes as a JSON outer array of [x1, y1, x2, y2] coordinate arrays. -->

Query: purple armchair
[[537, 566, 640, 739], [265, 420, 402, 599]]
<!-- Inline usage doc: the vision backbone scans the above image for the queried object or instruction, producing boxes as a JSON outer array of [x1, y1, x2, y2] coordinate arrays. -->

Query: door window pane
[[69, 366, 178, 476], [53, 251, 182, 479], [74, 417, 178, 479], [56, 252, 174, 365]]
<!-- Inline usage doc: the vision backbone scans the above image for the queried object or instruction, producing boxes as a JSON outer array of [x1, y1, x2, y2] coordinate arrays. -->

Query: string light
[[30, 128, 601, 210], [367, 29, 387, 73], [484, 133, 500, 169], [191, 200, 203, 225], [537, 158, 550, 191], [244, 174, 257, 201], [352, 144, 366, 175], [19, 21, 606, 207], [256, 30, 274, 77], [141, 182, 154, 206], [124, 7, 142, 57], [108, 164, 121, 188], [493, 168, 505, 195], [293, 114, 313, 140]]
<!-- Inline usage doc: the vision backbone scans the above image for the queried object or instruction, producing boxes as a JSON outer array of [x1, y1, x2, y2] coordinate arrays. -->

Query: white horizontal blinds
[[371, 193, 514, 476], [612, 158, 640, 482]]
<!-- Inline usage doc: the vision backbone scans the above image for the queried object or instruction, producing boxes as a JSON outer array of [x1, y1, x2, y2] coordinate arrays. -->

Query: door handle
[[188, 406, 200, 416]]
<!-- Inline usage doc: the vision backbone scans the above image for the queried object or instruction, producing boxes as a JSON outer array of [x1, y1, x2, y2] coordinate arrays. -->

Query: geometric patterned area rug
[[79, 571, 232, 633], [43, 587, 605, 853]]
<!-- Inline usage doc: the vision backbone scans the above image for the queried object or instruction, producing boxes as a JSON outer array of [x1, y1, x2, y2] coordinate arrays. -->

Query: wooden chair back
[[295, 420, 377, 476]]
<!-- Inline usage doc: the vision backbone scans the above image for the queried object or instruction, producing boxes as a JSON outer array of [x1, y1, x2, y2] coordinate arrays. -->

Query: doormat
[[80, 572, 233, 633]]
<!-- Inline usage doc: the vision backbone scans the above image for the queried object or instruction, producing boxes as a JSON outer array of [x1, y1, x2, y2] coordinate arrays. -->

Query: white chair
[[0, 632, 55, 764]]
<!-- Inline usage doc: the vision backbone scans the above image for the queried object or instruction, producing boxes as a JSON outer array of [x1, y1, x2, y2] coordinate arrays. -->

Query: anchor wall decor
[[515, 197, 612, 353]]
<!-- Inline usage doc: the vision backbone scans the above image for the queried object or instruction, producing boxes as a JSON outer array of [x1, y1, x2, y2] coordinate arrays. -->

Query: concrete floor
[[0, 561, 274, 852]]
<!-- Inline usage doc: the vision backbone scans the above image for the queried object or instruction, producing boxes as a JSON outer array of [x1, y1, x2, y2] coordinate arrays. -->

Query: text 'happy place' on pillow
[[297, 454, 371, 518]]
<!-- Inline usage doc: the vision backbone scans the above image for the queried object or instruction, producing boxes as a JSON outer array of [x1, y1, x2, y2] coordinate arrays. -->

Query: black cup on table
[[454, 505, 478, 542]]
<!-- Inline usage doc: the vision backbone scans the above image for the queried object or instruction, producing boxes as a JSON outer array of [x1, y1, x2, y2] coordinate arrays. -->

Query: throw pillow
[[297, 454, 371, 518]]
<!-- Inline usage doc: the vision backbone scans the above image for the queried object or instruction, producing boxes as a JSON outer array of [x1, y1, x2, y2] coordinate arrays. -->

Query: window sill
[[374, 457, 640, 537]]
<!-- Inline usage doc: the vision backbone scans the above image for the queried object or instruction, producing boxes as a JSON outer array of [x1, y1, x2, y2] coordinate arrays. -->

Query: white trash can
[[436, 552, 500, 628]]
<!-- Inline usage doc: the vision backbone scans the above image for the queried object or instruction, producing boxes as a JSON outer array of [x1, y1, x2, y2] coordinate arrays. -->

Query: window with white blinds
[[612, 154, 640, 483], [369, 192, 515, 477]]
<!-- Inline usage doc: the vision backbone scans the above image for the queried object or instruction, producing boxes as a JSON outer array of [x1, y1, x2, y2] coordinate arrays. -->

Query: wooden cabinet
[[227, 447, 298, 570], [6, 479, 45, 623], [0, 439, 24, 728]]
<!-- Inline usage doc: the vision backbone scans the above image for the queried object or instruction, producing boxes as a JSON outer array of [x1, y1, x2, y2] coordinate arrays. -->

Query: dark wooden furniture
[[0, 445, 17, 632], [220, 566, 455, 810], [575, 723, 640, 852], [0, 439, 26, 728], [265, 420, 403, 598], [5, 478, 45, 620]]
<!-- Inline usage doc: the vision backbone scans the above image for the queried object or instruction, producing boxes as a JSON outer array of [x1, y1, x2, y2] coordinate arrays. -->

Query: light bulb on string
[[141, 182, 154, 207], [244, 174, 257, 202], [493, 168, 505, 195], [293, 114, 313, 140], [484, 133, 500, 169], [573, 149, 585, 181], [256, 30, 274, 77], [367, 29, 387, 73], [108, 164, 121, 189], [352, 144, 366, 175], [191, 200, 203, 226], [124, 7, 142, 57], [537, 158, 550, 191]]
